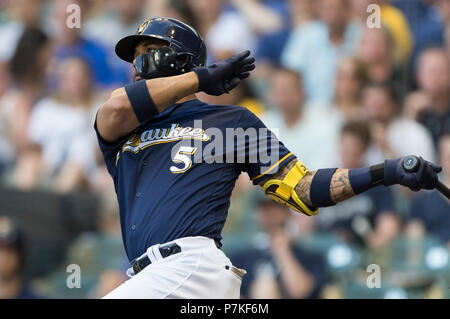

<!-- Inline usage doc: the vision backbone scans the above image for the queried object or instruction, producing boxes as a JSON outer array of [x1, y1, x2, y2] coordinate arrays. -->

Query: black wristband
[[310, 168, 338, 207], [369, 163, 385, 186], [124, 80, 158, 124]]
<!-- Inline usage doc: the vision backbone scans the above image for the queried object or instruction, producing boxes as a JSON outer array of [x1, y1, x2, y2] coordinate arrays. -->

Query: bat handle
[[436, 182, 450, 200]]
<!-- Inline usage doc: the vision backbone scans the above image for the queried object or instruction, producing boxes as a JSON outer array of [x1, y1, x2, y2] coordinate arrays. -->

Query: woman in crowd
[[13, 58, 100, 192], [332, 57, 368, 123], [358, 26, 410, 100], [0, 27, 51, 185]]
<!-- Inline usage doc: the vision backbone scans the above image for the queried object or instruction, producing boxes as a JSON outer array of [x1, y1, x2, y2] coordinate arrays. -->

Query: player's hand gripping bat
[[403, 155, 450, 200]]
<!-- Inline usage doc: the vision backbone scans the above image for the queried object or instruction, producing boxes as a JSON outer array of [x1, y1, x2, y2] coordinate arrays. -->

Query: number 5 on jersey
[[170, 146, 197, 174]]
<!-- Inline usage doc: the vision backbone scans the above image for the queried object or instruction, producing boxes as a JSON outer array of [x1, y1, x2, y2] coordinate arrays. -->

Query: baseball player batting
[[95, 18, 444, 299]]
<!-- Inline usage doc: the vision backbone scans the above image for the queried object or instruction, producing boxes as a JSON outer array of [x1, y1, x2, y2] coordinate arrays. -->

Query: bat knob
[[403, 155, 420, 172]]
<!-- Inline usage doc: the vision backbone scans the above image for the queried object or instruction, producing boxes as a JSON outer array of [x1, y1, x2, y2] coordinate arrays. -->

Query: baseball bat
[[403, 155, 450, 200]]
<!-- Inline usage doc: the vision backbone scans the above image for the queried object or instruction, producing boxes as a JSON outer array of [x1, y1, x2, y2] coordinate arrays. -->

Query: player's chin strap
[[262, 161, 319, 216]]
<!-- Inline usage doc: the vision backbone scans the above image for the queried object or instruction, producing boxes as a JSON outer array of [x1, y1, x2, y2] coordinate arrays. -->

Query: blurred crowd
[[0, 0, 449, 299]]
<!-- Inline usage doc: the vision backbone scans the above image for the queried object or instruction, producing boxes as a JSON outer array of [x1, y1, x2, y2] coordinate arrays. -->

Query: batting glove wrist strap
[[348, 163, 387, 194], [348, 167, 374, 195], [383, 159, 398, 186]]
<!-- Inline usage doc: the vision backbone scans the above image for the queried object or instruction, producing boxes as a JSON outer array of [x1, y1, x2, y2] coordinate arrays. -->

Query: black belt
[[131, 239, 221, 275]]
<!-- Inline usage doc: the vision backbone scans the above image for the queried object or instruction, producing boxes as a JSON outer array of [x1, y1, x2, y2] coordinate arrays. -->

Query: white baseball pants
[[102, 236, 246, 299]]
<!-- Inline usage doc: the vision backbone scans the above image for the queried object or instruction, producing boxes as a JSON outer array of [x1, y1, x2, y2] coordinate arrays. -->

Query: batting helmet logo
[[137, 20, 151, 35]]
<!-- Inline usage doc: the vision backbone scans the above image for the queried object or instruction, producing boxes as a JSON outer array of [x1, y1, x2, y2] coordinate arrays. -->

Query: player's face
[[132, 39, 169, 82]]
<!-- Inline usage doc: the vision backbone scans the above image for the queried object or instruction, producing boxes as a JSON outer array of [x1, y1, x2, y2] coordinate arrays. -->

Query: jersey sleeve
[[235, 108, 296, 185]]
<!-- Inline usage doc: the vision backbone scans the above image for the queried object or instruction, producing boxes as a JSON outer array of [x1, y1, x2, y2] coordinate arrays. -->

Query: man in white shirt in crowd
[[363, 82, 436, 165], [187, 0, 256, 62], [281, 0, 362, 104], [260, 68, 341, 170]]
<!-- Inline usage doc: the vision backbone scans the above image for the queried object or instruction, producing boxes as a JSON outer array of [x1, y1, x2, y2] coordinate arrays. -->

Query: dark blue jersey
[[95, 99, 295, 261]]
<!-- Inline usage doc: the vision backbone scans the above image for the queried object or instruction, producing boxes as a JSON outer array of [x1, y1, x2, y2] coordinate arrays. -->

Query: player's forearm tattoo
[[329, 169, 355, 203], [261, 159, 356, 208]]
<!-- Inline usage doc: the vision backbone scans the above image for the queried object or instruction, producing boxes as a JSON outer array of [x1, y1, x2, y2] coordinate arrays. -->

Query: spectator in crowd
[[40, 191, 127, 298], [158, 0, 200, 30], [229, 0, 285, 36], [406, 132, 450, 246], [230, 198, 327, 299], [256, 0, 315, 67], [350, 0, 413, 65], [0, 216, 42, 299], [362, 82, 435, 164], [67, 191, 127, 298], [416, 48, 450, 147], [437, 0, 450, 54], [12, 58, 99, 191], [394, 0, 444, 66], [253, 0, 315, 105], [82, 0, 149, 84], [0, 27, 51, 185], [146, 0, 196, 25], [358, 26, 409, 100], [197, 80, 265, 116], [332, 57, 368, 123], [0, 0, 44, 62], [83, 0, 147, 49], [375, 0, 413, 64], [48, 0, 126, 88], [281, 0, 362, 104], [261, 68, 340, 170], [221, 180, 259, 253], [1, 0, 449, 300], [0, 61, 14, 174], [315, 121, 400, 249], [187, 0, 256, 62], [403, 90, 432, 122]]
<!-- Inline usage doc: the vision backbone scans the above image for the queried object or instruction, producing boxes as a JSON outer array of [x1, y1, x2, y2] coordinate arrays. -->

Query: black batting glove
[[384, 156, 442, 191], [193, 50, 255, 96]]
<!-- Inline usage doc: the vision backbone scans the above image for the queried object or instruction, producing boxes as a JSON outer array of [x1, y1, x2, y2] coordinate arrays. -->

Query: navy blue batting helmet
[[115, 17, 207, 71]]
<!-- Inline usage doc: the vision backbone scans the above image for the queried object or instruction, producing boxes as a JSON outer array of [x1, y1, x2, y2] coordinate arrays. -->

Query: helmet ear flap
[[135, 47, 184, 79], [177, 53, 197, 73]]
